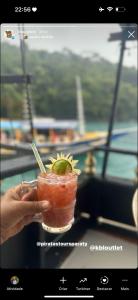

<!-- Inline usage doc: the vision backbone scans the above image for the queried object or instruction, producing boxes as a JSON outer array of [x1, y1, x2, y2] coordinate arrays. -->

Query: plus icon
[[60, 277, 67, 284]]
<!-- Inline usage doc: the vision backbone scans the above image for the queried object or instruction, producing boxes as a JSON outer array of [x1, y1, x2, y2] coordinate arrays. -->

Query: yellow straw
[[31, 143, 46, 173]]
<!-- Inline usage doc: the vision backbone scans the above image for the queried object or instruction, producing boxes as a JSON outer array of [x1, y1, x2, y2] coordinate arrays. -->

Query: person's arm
[[0, 184, 50, 244]]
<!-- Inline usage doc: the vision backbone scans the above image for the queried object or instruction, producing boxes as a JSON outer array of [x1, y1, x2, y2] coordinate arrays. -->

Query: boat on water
[[0, 118, 136, 155]]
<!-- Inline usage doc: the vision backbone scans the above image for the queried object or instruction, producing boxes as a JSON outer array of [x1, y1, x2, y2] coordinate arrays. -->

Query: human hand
[[0, 184, 50, 244]]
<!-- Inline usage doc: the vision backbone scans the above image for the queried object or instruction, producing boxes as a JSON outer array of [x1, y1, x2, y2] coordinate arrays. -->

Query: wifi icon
[[107, 7, 113, 12]]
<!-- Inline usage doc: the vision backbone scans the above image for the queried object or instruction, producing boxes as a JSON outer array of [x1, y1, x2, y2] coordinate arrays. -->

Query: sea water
[[1, 122, 137, 193]]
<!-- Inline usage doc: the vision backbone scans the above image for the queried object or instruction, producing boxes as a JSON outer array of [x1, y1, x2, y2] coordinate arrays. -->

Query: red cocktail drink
[[37, 172, 78, 233]]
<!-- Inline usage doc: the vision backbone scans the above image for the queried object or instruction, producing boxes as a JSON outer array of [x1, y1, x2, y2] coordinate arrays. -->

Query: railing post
[[134, 165, 138, 185], [84, 151, 96, 175], [19, 24, 35, 141], [102, 31, 126, 178]]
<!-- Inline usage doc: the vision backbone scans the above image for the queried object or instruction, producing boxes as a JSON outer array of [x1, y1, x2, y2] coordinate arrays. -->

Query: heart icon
[[32, 7, 37, 12], [100, 276, 109, 284]]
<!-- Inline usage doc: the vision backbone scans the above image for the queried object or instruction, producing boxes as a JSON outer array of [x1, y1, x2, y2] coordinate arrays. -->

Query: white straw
[[31, 143, 46, 173]]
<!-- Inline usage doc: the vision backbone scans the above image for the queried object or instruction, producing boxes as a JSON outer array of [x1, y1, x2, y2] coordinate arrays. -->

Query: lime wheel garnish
[[45, 153, 81, 175]]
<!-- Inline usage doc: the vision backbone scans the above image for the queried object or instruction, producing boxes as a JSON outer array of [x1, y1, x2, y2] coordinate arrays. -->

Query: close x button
[[128, 30, 135, 39]]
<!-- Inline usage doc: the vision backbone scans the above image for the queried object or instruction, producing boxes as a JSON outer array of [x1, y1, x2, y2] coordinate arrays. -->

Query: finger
[[21, 189, 34, 202], [16, 200, 50, 216], [14, 216, 33, 228], [32, 213, 43, 223], [6, 184, 31, 201], [22, 215, 35, 226], [5, 186, 20, 200], [21, 188, 38, 202], [17, 183, 32, 198], [13, 184, 29, 194]]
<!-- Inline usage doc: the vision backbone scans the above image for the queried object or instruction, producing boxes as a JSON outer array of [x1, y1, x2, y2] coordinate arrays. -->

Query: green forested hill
[[1, 43, 137, 121]]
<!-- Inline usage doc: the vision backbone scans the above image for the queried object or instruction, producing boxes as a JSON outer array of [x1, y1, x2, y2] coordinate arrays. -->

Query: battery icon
[[116, 7, 126, 12]]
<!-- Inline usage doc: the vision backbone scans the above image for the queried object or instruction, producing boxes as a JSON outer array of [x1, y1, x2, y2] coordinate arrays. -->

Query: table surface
[[61, 228, 137, 269]]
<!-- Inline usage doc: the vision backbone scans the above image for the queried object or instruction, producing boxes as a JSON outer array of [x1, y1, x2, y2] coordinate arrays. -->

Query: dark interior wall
[[77, 176, 136, 226]]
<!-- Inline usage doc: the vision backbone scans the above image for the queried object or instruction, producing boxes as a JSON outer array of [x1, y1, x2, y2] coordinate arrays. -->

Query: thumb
[[17, 200, 50, 216]]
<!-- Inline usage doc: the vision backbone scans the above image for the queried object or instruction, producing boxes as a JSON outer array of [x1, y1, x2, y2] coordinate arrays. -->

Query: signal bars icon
[[107, 7, 113, 12]]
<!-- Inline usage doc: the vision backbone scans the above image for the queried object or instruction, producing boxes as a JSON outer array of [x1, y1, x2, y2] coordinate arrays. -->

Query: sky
[[1, 23, 137, 67]]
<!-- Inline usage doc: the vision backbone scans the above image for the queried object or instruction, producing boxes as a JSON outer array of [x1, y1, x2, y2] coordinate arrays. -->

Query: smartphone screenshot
[[0, 1, 137, 298]]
